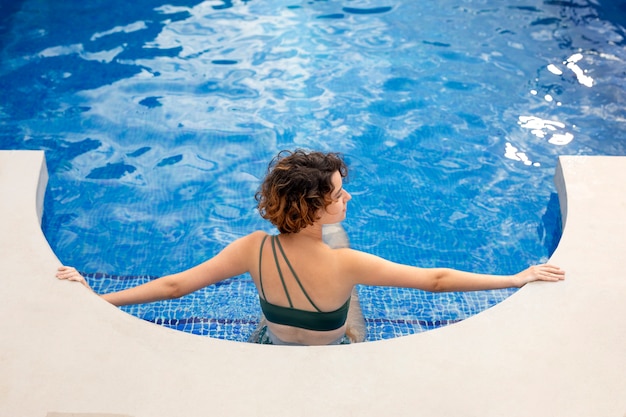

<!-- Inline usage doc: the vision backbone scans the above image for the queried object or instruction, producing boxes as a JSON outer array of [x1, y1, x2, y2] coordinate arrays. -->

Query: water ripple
[[2, 0, 625, 339]]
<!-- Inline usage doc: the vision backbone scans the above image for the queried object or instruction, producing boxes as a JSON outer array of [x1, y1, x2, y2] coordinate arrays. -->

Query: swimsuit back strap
[[273, 235, 322, 312], [271, 236, 293, 308], [258, 235, 269, 300]]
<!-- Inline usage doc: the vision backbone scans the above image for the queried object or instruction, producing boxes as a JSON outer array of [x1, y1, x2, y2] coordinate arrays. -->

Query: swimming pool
[[1, 0, 624, 342]]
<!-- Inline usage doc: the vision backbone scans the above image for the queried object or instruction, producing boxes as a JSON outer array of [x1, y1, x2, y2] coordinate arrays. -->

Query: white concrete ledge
[[1, 150, 624, 417]]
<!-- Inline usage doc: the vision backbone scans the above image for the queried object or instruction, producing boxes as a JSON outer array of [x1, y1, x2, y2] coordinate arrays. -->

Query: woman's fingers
[[56, 266, 88, 286], [532, 264, 565, 281], [516, 264, 565, 286], [56, 265, 77, 279]]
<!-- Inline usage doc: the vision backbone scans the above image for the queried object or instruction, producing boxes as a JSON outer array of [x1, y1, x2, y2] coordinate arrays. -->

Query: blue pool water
[[1, 0, 625, 342]]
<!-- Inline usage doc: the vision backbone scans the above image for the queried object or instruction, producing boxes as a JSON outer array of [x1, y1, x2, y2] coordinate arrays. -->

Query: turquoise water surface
[[1, 0, 624, 341]]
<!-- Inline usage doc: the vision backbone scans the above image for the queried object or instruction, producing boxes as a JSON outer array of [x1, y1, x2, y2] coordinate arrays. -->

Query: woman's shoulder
[[235, 230, 271, 248], [333, 246, 378, 262], [331, 247, 371, 270], [216, 230, 270, 269], [248, 230, 270, 239], [221, 230, 268, 251], [333, 247, 398, 284]]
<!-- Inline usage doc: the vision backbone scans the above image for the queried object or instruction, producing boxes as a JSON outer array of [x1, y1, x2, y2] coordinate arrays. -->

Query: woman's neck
[[285, 223, 324, 241]]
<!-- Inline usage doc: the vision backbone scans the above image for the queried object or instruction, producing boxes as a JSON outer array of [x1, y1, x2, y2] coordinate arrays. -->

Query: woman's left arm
[[56, 231, 262, 307]]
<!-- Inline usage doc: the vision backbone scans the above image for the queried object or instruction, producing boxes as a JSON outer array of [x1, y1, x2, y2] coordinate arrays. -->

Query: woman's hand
[[514, 264, 565, 287], [56, 266, 92, 290]]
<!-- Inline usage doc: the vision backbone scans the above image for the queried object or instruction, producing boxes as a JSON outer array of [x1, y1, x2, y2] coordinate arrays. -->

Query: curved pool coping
[[1, 150, 624, 417]]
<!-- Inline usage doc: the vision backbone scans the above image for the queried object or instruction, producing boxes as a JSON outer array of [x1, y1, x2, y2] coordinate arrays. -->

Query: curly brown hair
[[256, 149, 348, 234]]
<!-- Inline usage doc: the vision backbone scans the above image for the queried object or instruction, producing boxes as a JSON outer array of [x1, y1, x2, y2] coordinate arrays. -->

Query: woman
[[56, 149, 565, 346]]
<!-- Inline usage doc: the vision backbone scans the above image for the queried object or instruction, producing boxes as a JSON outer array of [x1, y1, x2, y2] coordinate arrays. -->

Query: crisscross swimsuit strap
[[257, 234, 350, 332], [272, 235, 322, 311]]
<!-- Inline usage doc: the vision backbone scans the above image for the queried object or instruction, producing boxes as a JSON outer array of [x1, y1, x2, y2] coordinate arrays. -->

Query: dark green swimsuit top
[[258, 235, 350, 332]]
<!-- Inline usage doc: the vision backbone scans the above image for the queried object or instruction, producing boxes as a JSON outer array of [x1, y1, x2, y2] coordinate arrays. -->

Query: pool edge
[[1, 150, 625, 417]]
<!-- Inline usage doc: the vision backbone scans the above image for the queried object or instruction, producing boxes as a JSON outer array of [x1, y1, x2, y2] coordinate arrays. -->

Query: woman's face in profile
[[319, 171, 351, 224]]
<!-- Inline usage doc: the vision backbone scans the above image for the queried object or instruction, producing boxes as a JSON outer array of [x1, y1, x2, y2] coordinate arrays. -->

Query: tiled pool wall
[[86, 271, 517, 342], [3, 151, 626, 417]]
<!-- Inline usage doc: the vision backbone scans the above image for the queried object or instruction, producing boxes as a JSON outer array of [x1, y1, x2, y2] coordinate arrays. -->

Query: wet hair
[[256, 149, 348, 234]]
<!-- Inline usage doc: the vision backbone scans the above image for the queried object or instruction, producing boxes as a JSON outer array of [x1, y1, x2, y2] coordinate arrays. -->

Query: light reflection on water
[[507, 51, 597, 166], [1, 0, 625, 340]]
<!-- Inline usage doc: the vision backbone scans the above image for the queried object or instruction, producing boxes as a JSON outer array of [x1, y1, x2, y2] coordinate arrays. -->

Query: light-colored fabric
[[249, 324, 351, 346]]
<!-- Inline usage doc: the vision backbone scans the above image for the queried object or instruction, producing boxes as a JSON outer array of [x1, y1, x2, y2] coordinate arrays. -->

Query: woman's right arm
[[341, 249, 564, 292]]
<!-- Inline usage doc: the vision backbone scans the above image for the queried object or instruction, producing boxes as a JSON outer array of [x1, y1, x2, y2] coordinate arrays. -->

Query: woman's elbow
[[169, 286, 184, 299], [429, 269, 450, 293], [162, 275, 185, 299]]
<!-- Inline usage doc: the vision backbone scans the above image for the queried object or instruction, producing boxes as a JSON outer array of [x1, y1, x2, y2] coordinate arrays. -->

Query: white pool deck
[[0, 150, 624, 417]]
